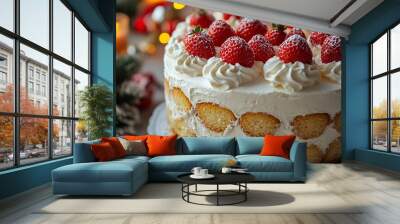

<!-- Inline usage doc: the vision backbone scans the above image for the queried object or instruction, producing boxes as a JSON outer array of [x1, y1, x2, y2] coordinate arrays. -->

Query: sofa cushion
[[260, 135, 296, 159], [73, 140, 100, 163], [236, 137, 263, 155], [147, 135, 177, 157], [177, 137, 236, 155], [236, 155, 293, 172], [53, 158, 147, 183], [149, 154, 235, 172], [91, 142, 118, 161]]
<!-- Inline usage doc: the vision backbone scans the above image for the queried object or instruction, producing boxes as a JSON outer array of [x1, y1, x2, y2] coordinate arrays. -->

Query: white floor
[[1, 162, 400, 224]]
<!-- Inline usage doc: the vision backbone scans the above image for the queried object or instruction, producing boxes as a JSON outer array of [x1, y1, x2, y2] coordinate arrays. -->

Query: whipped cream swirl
[[320, 61, 341, 84], [203, 57, 262, 90], [263, 56, 320, 93], [165, 38, 206, 77]]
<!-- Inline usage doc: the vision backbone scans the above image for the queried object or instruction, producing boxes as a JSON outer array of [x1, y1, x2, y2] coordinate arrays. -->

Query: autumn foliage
[[0, 85, 59, 150], [372, 99, 400, 141]]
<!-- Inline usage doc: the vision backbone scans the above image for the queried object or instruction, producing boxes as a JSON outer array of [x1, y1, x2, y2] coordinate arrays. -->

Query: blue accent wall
[[344, 0, 400, 171], [0, 0, 115, 199]]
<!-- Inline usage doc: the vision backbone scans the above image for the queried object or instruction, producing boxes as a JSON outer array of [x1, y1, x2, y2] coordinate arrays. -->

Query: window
[[0, 0, 91, 170], [370, 23, 400, 154], [28, 81, 34, 93], [0, 0, 14, 31], [74, 18, 90, 70]]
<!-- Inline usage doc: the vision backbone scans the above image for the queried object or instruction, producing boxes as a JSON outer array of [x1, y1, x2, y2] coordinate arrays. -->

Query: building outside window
[[370, 22, 400, 154], [28, 81, 34, 94], [0, 0, 91, 170]]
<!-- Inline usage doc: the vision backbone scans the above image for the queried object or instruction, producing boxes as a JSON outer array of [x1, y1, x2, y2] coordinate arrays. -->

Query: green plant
[[79, 84, 113, 140]]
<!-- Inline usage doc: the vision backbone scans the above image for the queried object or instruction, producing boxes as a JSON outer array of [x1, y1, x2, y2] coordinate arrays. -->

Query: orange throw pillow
[[101, 137, 126, 158], [146, 135, 177, 157], [91, 142, 117, 161], [123, 135, 148, 141], [260, 135, 296, 159]]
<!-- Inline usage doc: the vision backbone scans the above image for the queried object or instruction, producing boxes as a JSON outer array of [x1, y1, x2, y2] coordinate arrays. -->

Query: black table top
[[177, 172, 255, 185]]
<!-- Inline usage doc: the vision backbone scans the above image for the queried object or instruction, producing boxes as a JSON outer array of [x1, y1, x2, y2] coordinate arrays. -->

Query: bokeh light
[[159, 32, 170, 44], [173, 2, 185, 10]]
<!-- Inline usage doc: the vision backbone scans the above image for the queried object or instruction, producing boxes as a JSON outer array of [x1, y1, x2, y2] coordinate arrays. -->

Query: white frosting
[[165, 38, 206, 77], [203, 57, 262, 90], [311, 45, 321, 64], [263, 56, 321, 93], [320, 61, 341, 84]]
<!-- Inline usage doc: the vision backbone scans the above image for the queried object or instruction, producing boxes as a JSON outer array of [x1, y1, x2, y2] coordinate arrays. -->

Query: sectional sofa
[[52, 137, 307, 196]]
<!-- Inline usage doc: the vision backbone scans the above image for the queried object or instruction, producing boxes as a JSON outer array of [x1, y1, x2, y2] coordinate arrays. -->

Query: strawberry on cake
[[164, 14, 342, 163]]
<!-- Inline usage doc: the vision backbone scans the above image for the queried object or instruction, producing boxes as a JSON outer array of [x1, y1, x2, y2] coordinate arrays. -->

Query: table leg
[[217, 184, 219, 206], [245, 183, 247, 201]]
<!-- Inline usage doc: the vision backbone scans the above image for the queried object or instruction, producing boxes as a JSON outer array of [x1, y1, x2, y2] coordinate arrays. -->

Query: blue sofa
[[52, 137, 306, 196]]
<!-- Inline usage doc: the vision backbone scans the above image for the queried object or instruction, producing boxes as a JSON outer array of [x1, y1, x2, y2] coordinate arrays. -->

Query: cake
[[163, 12, 342, 163]]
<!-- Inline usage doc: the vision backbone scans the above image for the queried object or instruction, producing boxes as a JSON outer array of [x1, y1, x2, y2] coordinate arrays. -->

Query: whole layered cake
[[163, 12, 342, 162]]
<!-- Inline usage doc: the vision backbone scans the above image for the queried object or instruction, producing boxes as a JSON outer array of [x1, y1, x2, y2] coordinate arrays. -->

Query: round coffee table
[[177, 173, 255, 206]]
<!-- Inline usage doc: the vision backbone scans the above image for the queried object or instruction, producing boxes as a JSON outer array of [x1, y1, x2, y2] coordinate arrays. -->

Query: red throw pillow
[[146, 135, 177, 157], [260, 135, 296, 159], [101, 137, 126, 158], [123, 135, 148, 141], [91, 142, 117, 161]]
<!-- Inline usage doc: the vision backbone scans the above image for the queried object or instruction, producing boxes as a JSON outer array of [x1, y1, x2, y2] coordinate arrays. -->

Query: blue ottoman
[[52, 156, 148, 196]]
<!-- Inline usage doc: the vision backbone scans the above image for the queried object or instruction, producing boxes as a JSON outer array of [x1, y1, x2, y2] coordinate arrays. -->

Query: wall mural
[[116, 0, 342, 163]]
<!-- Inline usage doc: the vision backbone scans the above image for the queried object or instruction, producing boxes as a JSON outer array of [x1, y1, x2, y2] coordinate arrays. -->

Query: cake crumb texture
[[323, 137, 341, 163], [195, 102, 237, 133], [239, 112, 281, 136], [291, 113, 331, 139], [167, 109, 196, 137], [172, 87, 192, 113], [333, 112, 341, 133], [307, 144, 323, 163]]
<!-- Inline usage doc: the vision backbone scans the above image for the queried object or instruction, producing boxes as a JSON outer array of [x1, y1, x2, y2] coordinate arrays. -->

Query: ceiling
[[170, 0, 384, 38]]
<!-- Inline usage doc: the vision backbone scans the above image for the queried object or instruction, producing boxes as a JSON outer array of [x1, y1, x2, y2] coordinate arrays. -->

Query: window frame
[[0, 0, 92, 171], [370, 21, 400, 154]]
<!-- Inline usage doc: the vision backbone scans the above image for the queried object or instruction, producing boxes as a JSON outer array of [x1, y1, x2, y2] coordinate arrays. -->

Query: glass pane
[[75, 120, 88, 143], [0, 116, 13, 170], [74, 69, 89, 118], [372, 33, 387, 76], [20, 117, 49, 165], [372, 76, 387, 119], [391, 24, 400, 70], [20, 44, 49, 115], [20, 0, 49, 49], [53, 0, 72, 60], [372, 121, 388, 151], [74, 18, 89, 70], [391, 120, 400, 153], [391, 72, 400, 118], [53, 59, 72, 117], [0, 0, 14, 31], [53, 119, 72, 157], [0, 35, 14, 112]]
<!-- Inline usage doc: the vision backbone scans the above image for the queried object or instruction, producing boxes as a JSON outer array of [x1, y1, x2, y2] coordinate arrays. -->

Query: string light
[[159, 32, 170, 44], [173, 2, 185, 10]]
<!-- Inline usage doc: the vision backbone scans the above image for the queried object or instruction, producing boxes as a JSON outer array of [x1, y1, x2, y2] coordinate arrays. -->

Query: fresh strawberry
[[236, 18, 267, 41], [286, 28, 306, 39], [223, 13, 241, 20], [248, 35, 275, 62], [321, 35, 341, 63], [189, 10, 214, 29], [310, 32, 329, 46], [183, 27, 216, 59], [207, 20, 235, 47], [220, 36, 254, 67], [278, 34, 312, 64], [265, 24, 286, 46]]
